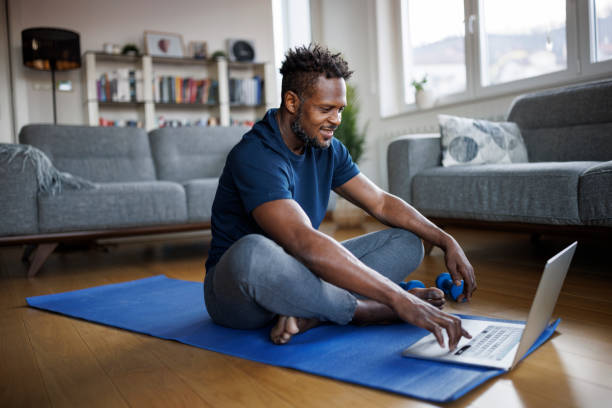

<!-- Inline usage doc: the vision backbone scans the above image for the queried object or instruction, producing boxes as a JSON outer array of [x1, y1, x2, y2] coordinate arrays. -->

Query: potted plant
[[333, 84, 367, 228], [411, 75, 436, 109], [210, 50, 227, 61]]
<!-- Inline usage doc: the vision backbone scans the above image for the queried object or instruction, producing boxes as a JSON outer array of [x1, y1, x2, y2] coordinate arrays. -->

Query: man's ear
[[283, 91, 301, 115]]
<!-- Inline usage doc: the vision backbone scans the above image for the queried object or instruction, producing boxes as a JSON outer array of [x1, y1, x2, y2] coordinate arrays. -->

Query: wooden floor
[[1, 221, 611, 407]]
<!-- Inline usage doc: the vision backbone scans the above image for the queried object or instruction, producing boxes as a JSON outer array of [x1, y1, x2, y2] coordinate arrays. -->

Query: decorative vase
[[333, 196, 365, 228], [415, 89, 436, 109]]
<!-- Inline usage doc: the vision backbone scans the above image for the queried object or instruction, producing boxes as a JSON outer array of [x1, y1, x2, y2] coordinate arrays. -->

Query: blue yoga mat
[[26, 275, 559, 403]]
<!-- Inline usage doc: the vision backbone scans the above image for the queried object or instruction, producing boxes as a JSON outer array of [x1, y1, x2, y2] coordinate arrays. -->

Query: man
[[204, 44, 476, 349]]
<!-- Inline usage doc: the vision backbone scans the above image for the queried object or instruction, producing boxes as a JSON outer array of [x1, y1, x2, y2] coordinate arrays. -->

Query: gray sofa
[[388, 79, 612, 245], [0, 124, 247, 276]]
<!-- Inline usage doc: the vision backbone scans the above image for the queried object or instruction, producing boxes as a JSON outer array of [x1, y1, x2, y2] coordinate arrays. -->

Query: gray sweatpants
[[204, 228, 424, 329]]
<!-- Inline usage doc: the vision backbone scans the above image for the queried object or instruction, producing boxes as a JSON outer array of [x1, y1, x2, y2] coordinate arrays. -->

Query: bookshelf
[[82, 51, 274, 130]]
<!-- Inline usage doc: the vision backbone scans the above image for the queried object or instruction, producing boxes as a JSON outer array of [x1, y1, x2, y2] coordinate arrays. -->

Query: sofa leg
[[21, 244, 36, 263], [27, 243, 58, 278]]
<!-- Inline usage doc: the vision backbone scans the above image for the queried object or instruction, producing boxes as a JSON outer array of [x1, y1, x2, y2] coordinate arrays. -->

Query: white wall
[[7, 0, 276, 136], [0, 0, 14, 143], [311, 0, 379, 181]]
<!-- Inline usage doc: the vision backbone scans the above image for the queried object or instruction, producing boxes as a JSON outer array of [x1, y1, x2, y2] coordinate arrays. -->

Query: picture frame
[[144, 31, 185, 58], [188, 41, 208, 59], [227, 39, 256, 62]]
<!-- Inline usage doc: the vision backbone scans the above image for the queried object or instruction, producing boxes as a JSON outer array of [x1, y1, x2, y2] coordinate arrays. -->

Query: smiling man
[[204, 44, 476, 349]]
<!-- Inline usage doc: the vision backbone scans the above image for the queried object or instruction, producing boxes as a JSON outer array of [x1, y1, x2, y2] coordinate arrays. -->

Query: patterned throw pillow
[[439, 114, 529, 167]]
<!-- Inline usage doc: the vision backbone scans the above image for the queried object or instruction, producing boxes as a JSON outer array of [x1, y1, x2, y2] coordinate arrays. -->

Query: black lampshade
[[22, 27, 81, 71]]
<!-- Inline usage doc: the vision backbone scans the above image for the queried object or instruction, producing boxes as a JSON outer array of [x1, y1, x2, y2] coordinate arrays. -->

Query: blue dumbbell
[[399, 280, 425, 291], [436, 272, 466, 302]]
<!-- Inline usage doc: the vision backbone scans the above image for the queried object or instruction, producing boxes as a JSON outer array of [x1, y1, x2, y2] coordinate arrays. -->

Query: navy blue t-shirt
[[205, 108, 360, 270]]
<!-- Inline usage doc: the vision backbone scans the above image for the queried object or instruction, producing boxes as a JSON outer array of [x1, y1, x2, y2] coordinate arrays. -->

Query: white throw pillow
[[439, 114, 529, 167]]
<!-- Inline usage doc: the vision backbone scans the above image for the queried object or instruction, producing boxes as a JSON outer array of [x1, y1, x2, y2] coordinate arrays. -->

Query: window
[[401, 0, 466, 103], [593, 0, 612, 62], [480, 0, 567, 86], [387, 0, 612, 113]]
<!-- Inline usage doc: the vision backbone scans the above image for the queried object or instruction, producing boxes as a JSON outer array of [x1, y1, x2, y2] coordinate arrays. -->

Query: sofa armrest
[[0, 144, 39, 236], [579, 160, 612, 226], [387, 134, 441, 203]]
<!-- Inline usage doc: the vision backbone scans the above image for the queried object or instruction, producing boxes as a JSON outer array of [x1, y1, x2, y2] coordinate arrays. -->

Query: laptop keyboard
[[454, 325, 523, 361]]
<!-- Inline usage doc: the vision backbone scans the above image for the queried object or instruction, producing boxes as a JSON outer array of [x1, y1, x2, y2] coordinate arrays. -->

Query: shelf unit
[[82, 51, 274, 130]]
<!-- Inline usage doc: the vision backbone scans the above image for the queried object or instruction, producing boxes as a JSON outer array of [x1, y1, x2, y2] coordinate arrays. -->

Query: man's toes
[[408, 287, 446, 308], [285, 316, 300, 335], [409, 287, 443, 300], [270, 332, 283, 344], [424, 287, 445, 308], [269, 316, 319, 345], [425, 287, 444, 300], [270, 316, 302, 345], [430, 298, 446, 309], [270, 316, 288, 343]]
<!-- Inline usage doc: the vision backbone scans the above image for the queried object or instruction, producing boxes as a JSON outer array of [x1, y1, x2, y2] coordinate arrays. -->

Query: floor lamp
[[22, 27, 81, 124]]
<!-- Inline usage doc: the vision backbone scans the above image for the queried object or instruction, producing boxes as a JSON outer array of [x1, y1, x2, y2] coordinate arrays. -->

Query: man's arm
[[334, 174, 477, 301], [252, 198, 468, 349]]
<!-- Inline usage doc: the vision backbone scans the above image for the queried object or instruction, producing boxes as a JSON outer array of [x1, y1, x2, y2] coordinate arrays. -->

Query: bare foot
[[270, 315, 320, 345], [408, 287, 446, 309], [352, 299, 397, 325], [352, 287, 446, 326]]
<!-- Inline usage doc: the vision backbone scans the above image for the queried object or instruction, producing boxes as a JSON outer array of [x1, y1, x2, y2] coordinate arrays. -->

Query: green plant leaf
[[335, 84, 367, 164], [410, 75, 428, 91]]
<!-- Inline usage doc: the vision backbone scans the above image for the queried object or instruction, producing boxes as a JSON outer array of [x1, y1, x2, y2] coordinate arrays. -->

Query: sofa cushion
[[149, 126, 247, 182], [183, 178, 219, 222], [412, 161, 599, 224], [439, 115, 528, 166], [38, 181, 187, 233], [507, 79, 612, 162], [579, 161, 612, 226], [19, 124, 156, 183], [519, 123, 612, 162], [508, 79, 612, 129]]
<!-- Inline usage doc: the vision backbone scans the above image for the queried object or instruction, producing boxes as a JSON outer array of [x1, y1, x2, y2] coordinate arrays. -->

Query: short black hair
[[279, 43, 353, 104]]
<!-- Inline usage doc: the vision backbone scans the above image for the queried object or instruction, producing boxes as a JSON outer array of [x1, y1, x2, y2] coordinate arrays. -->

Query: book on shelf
[[135, 70, 144, 102], [116, 68, 130, 102], [230, 118, 256, 127], [96, 69, 144, 103], [175, 77, 182, 104], [154, 75, 218, 105], [229, 76, 264, 106], [97, 74, 105, 102], [129, 70, 136, 101], [169, 77, 176, 103], [99, 116, 142, 128], [156, 115, 220, 128], [208, 80, 218, 104]]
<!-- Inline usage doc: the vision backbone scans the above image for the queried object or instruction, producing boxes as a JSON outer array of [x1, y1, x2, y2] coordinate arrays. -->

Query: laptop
[[402, 241, 577, 371]]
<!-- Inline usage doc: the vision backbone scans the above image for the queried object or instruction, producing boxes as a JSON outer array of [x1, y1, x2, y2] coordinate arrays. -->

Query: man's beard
[[290, 107, 327, 150]]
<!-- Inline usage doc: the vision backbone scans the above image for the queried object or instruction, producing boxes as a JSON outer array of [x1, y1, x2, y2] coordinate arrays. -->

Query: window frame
[[398, 0, 472, 112], [391, 0, 612, 116], [580, 0, 612, 74]]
